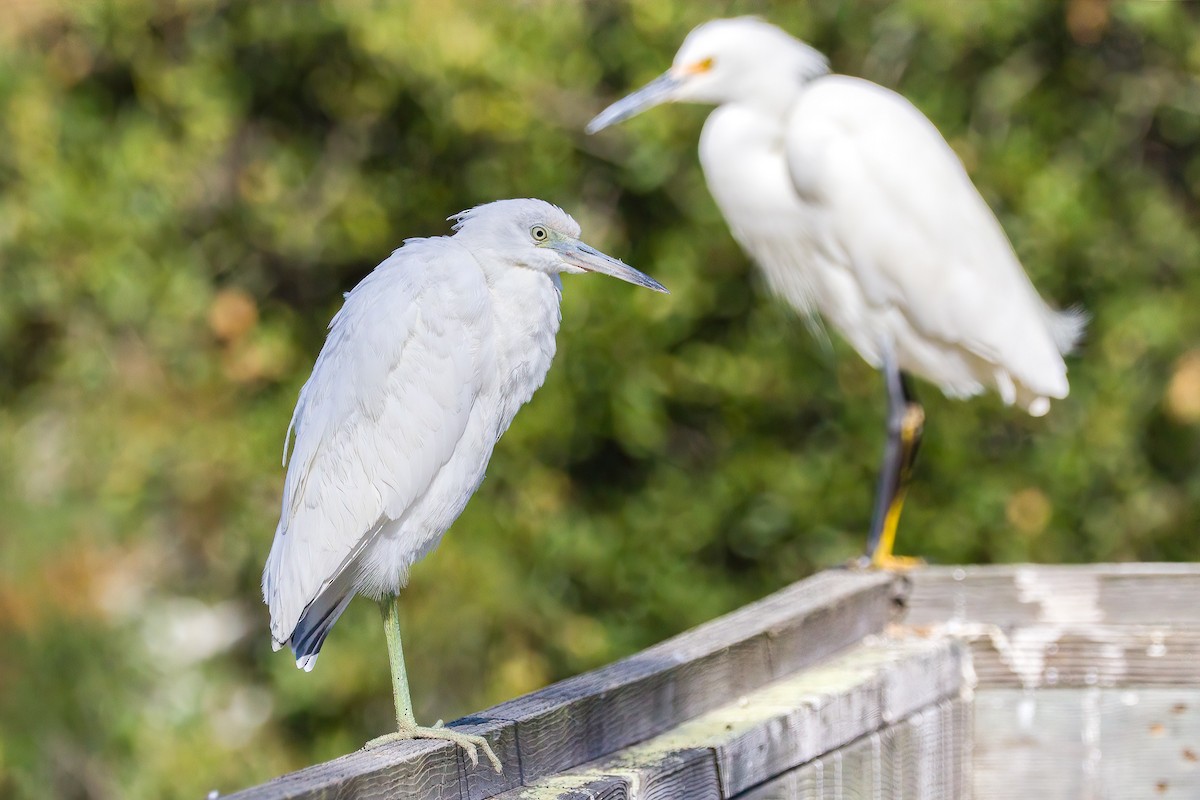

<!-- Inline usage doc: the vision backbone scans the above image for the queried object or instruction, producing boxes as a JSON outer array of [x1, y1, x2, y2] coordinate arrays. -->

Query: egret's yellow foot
[[862, 402, 926, 571], [865, 483, 923, 572], [870, 552, 924, 571], [365, 723, 502, 773]]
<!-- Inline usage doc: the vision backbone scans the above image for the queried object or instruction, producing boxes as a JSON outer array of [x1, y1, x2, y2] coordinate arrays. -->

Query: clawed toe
[[363, 726, 502, 774]]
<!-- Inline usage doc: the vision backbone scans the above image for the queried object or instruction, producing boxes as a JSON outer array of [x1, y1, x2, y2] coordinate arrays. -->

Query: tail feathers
[[285, 588, 355, 672], [1047, 303, 1088, 356]]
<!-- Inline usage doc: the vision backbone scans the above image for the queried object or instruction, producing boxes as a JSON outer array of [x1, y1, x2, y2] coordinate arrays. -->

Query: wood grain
[[495, 633, 964, 800], [972, 688, 1200, 799], [902, 564, 1200, 690], [487, 749, 719, 800], [226, 564, 1200, 800], [905, 564, 1200, 628], [950, 625, 1200, 689], [224, 569, 901, 800], [737, 697, 970, 800], [480, 570, 902, 785], [217, 739, 461, 800]]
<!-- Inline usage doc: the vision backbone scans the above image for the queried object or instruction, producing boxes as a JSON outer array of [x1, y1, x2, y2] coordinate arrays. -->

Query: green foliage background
[[1, 0, 1198, 796]]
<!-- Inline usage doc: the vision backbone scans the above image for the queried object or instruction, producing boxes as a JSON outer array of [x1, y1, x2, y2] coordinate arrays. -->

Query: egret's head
[[450, 199, 667, 293], [586, 17, 829, 133]]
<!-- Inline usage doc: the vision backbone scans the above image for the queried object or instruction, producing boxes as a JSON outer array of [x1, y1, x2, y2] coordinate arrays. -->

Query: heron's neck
[[485, 268, 561, 435]]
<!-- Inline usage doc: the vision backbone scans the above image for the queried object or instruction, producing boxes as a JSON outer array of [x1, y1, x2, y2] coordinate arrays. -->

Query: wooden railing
[[223, 564, 1200, 799]]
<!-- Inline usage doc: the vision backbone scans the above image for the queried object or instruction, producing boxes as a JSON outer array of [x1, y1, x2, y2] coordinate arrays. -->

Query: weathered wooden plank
[[483, 570, 902, 785], [225, 570, 901, 800], [495, 633, 963, 800], [954, 625, 1200, 689], [904, 565, 1200, 692], [973, 687, 1097, 797], [972, 688, 1200, 799], [736, 697, 970, 800], [905, 564, 1200, 628], [216, 739, 462, 800], [228, 564, 1200, 800], [905, 697, 970, 800], [505, 775, 630, 800], [491, 749, 719, 800], [598, 749, 721, 800], [1099, 688, 1200, 799], [700, 635, 962, 797]]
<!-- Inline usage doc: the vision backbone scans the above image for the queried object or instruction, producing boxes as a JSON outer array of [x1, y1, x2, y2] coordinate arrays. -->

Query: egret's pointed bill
[[586, 72, 682, 134], [550, 238, 668, 293]]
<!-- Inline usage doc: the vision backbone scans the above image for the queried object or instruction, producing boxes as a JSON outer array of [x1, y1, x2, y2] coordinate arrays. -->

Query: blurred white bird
[[262, 198, 667, 770], [588, 17, 1083, 568]]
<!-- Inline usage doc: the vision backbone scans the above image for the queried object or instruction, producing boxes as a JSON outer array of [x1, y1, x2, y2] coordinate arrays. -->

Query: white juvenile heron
[[587, 17, 1083, 568], [262, 198, 667, 770]]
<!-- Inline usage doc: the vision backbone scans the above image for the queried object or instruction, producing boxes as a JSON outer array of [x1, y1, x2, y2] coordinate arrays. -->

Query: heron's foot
[[364, 725, 503, 773]]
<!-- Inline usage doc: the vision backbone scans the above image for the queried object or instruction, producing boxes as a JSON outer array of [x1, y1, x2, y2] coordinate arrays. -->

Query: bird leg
[[862, 355, 925, 571], [363, 595, 502, 773]]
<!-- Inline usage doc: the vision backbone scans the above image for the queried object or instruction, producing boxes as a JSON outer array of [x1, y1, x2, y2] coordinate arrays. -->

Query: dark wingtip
[[288, 591, 354, 672]]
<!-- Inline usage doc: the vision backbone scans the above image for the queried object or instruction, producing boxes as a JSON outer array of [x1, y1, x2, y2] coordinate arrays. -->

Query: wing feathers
[[784, 76, 1080, 403], [263, 239, 490, 646]]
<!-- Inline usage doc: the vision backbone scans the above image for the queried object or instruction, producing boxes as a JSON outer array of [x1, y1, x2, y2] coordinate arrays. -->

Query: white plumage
[[776, 74, 1079, 413], [588, 17, 1083, 564], [590, 17, 1082, 412], [263, 198, 666, 680]]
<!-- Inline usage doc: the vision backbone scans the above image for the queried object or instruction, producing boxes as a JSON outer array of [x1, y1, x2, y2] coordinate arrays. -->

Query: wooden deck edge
[[970, 686, 1200, 797], [223, 564, 1199, 799], [964, 624, 1200, 689], [903, 563, 1200, 691], [492, 633, 965, 800], [906, 563, 1200, 627], [736, 696, 971, 800], [223, 569, 905, 800]]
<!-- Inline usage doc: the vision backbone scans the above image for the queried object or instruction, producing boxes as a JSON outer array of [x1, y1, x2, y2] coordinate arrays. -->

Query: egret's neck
[[738, 37, 831, 118], [701, 95, 789, 162], [741, 73, 811, 120]]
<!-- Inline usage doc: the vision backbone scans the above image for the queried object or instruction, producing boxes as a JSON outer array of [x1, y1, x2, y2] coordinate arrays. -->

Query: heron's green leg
[[863, 354, 925, 571], [364, 596, 503, 773], [381, 594, 416, 727]]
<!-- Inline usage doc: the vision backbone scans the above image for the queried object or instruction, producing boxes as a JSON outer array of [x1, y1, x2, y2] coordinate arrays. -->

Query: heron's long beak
[[586, 72, 682, 134], [551, 238, 669, 293]]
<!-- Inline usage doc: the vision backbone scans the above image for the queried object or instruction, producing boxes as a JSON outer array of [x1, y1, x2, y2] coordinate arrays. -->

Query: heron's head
[[586, 17, 830, 133], [450, 199, 667, 293]]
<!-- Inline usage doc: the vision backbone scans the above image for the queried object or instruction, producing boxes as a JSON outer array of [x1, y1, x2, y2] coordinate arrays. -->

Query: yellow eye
[[531, 225, 549, 242], [698, 56, 714, 71]]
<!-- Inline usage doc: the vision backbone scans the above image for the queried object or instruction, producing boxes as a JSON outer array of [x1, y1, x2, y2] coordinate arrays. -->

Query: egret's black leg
[[863, 353, 925, 569]]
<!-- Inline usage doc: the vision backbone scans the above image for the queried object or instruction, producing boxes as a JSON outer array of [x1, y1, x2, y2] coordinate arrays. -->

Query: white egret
[[588, 17, 1083, 568], [262, 198, 667, 771]]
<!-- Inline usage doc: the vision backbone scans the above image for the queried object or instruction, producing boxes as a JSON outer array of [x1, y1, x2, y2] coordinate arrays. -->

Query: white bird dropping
[[262, 199, 667, 771], [588, 17, 1084, 568]]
